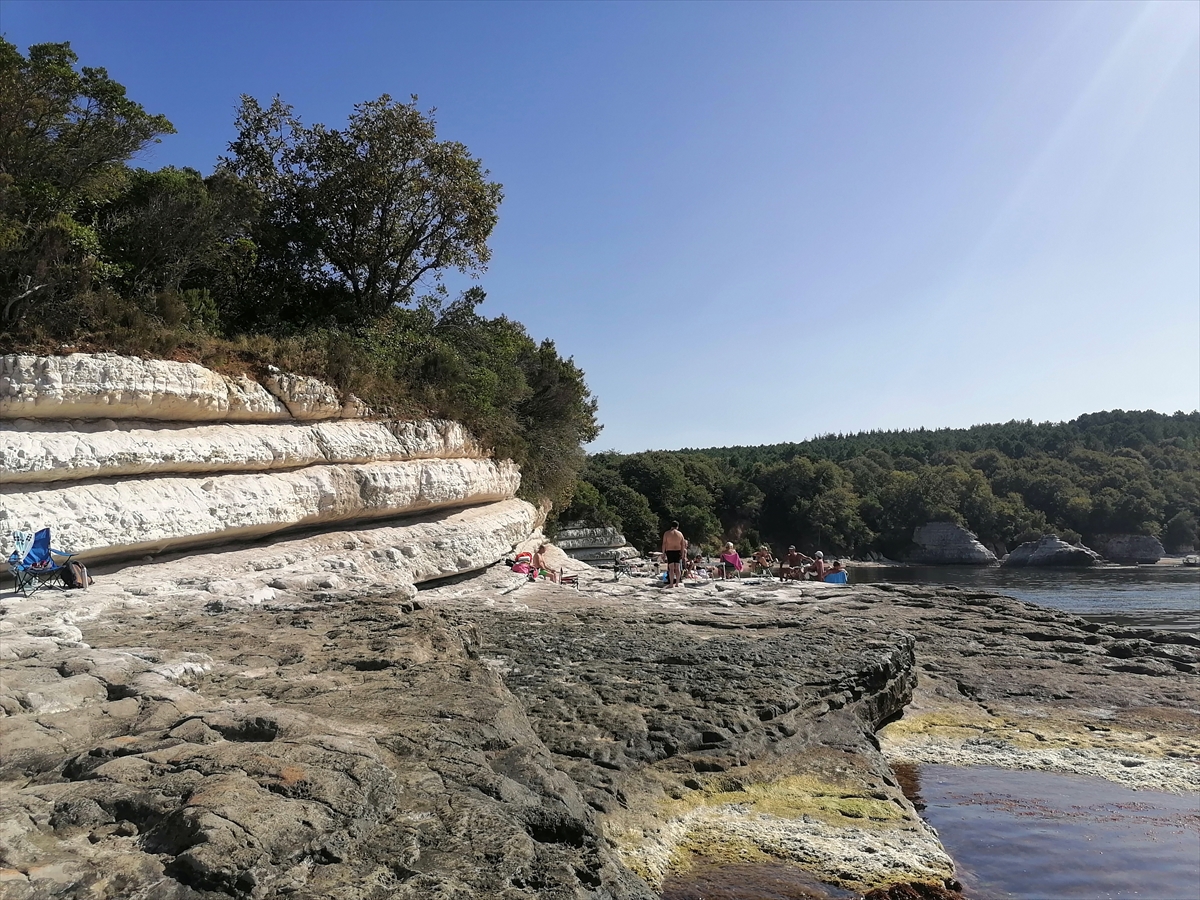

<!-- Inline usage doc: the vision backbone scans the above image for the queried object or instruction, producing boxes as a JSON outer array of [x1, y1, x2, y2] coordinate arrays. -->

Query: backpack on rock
[[62, 560, 93, 589]]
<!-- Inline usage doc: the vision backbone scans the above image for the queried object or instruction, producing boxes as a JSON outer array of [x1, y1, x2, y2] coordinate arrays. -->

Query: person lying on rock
[[823, 560, 848, 584], [531, 545, 559, 583]]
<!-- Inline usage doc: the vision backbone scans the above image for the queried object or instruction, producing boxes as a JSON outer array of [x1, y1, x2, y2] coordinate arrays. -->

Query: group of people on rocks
[[659, 523, 848, 587], [778, 546, 847, 583]]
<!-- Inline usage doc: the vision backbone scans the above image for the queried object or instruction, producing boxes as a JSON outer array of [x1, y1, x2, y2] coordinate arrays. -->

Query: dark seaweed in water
[[894, 764, 1200, 900]]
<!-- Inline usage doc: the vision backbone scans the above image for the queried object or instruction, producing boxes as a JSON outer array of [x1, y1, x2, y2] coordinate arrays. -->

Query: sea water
[[895, 764, 1200, 900], [848, 565, 1200, 634]]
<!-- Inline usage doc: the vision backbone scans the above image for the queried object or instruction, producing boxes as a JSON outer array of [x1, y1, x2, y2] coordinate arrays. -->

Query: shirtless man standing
[[661, 521, 687, 588]]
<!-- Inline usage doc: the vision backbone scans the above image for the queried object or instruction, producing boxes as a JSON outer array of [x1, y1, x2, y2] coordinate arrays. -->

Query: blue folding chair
[[7, 529, 75, 597]]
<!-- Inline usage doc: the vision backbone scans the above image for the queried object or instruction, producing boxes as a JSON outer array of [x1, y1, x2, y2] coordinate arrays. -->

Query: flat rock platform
[[1, 562, 1196, 899]]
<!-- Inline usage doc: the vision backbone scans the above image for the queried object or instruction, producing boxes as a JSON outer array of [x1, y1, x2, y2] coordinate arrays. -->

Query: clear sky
[[5, 0, 1198, 451]]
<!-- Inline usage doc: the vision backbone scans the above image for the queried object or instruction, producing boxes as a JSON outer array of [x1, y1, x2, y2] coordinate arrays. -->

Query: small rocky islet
[[1, 356, 1197, 900]]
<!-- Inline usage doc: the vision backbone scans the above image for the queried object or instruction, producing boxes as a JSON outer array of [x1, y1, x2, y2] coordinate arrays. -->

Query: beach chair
[[751, 557, 775, 578], [8, 528, 75, 597]]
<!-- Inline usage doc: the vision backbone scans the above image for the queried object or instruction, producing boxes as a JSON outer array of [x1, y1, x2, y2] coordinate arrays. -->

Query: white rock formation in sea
[[0, 354, 534, 570], [1002, 534, 1102, 567], [556, 522, 640, 564], [906, 521, 997, 565], [1092, 533, 1165, 564]]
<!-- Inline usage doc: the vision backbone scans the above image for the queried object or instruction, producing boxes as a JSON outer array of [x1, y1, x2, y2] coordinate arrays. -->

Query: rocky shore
[[2, 557, 1196, 900], [3, 355, 1196, 899]]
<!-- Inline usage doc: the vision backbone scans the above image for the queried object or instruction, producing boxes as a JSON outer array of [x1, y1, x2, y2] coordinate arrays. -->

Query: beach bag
[[511, 562, 531, 575], [63, 560, 92, 589]]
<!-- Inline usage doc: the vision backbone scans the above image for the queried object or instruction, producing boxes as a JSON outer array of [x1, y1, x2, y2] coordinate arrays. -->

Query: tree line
[[0, 40, 599, 507], [560, 410, 1200, 558]]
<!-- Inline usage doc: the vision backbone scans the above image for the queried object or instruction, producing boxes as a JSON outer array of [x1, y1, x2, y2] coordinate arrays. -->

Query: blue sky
[[5, 0, 1198, 451]]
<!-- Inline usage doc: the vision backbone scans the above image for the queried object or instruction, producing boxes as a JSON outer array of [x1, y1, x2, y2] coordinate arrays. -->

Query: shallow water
[[848, 565, 1200, 633], [895, 764, 1200, 900]]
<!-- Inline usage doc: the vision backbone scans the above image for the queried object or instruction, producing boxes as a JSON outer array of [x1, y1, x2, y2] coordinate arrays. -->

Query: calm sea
[[847, 564, 1200, 634]]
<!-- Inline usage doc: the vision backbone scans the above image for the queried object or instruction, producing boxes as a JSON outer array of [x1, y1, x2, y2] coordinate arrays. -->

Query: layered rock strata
[[0, 354, 367, 422], [1, 458, 520, 561], [0, 419, 482, 484], [907, 522, 997, 565], [556, 522, 639, 564], [1, 355, 520, 565], [1003, 534, 1102, 567]]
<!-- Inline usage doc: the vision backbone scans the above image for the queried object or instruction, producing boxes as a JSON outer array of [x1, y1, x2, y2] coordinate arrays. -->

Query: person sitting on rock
[[752, 546, 774, 576], [531, 545, 559, 583], [718, 542, 744, 579], [823, 560, 848, 584], [781, 545, 811, 581], [809, 551, 829, 580]]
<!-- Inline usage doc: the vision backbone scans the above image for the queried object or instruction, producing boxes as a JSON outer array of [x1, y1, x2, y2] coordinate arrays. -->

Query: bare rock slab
[[907, 522, 997, 565], [1002, 534, 1103, 567]]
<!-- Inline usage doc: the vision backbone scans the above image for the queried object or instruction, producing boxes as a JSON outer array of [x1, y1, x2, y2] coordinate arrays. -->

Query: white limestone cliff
[[0, 499, 542, 662], [1, 354, 534, 569], [1, 458, 519, 562]]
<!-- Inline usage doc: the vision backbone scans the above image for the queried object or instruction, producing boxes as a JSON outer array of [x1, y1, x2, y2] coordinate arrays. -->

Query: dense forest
[[0, 40, 598, 508], [560, 410, 1200, 558]]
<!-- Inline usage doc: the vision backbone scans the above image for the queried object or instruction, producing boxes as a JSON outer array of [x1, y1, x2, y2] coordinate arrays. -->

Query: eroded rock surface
[[0, 419, 485, 485], [1, 458, 520, 562], [556, 524, 639, 565], [0, 354, 374, 423], [1, 553, 1196, 900]]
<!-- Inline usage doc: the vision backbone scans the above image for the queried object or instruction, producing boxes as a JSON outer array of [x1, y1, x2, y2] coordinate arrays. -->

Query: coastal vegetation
[[561, 410, 1200, 558], [0, 39, 598, 508]]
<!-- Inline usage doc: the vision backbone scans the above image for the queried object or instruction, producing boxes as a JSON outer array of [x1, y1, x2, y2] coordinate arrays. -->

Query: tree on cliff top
[[0, 39, 175, 324], [0, 40, 599, 511], [221, 95, 502, 327]]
